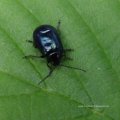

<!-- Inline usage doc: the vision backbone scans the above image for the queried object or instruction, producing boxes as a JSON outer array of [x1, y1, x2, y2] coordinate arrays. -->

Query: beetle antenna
[[38, 69, 53, 85], [60, 64, 86, 72]]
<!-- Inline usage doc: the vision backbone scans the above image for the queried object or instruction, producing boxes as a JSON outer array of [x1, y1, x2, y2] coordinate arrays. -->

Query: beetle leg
[[38, 69, 53, 84], [26, 40, 38, 48], [63, 48, 74, 52], [38, 63, 54, 84], [63, 49, 74, 61], [26, 40, 33, 43], [56, 20, 61, 32], [23, 55, 45, 59], [62, 55, 73, 61]]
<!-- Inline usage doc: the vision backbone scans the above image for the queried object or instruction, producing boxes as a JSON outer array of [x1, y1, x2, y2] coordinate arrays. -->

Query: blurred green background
[[0, 0, 120, 120]]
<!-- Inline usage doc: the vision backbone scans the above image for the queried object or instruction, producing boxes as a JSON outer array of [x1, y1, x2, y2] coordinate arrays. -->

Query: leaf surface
[[0, 0, 120, 119]]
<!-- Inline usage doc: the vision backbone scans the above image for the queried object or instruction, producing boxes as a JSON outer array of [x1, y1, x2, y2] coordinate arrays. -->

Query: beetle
[[24, 21, 86, 84]]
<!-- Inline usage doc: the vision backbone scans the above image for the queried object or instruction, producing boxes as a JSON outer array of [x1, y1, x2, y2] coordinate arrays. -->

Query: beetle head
[[48, 52, 61, 66]]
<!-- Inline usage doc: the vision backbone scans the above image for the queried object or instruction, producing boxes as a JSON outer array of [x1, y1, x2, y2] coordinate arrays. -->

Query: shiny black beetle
[[25, 21, 86, 84]]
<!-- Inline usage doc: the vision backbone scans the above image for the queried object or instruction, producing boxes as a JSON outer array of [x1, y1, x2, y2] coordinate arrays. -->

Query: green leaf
[[0, 0, 120, 119]]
